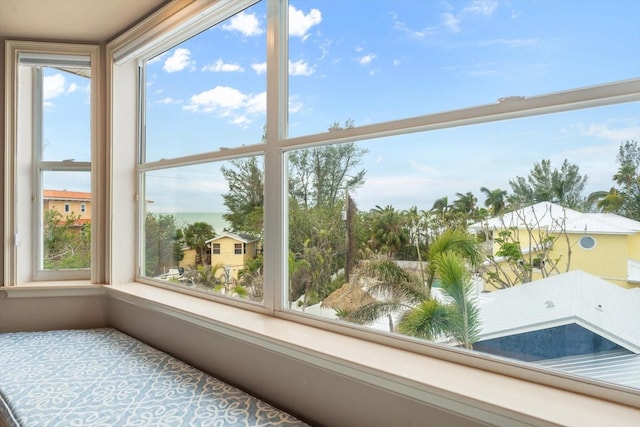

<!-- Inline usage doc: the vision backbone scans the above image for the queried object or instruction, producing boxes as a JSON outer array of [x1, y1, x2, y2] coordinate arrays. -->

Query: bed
[[0, 328, 309, 427]]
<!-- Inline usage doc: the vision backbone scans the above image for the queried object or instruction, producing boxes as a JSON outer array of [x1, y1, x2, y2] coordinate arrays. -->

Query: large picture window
[[128, 0, 640, 398]]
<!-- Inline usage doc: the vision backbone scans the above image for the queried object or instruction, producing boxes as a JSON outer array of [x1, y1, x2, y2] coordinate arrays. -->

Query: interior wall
[[107, 298, 488, 427], [0, 292, 108, 332], [1, 39, 6, 284]]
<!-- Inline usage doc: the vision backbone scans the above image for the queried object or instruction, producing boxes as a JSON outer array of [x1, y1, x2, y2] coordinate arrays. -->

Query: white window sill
[[104, 282, 640, 426], [1, 281, 103, 298]]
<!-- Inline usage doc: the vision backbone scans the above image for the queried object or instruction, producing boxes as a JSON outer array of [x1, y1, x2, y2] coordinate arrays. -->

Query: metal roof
[[470, 201, 640, 234], [477, 270, 640, 353], [534, 349, 640, 389]]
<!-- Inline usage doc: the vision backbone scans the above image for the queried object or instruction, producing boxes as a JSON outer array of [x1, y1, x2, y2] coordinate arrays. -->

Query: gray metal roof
[[534, 349, 640, 389]]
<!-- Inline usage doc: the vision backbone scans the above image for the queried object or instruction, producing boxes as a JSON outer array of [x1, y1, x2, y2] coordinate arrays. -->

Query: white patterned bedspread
[[0, 328, 308, 427]]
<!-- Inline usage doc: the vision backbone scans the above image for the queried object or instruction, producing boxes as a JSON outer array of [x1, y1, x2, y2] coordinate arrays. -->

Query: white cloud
[[163, 48, 194, 73], [66, 82, 78, 94], [244, 92, 266, 115], [43, 73, 66, 100], [580, 121, 640, 142], [289, 59, 314, 76], [289, 97, 303, 114], [463, 0, 498, 16], [358, 54, 377, 66], [251, 62, 267, 74], [201, 59, 245, 72], [222, 11, 264, 36], [184, 86, 266, 126], [441, 13, 461, 33], [289, 5, 322, 39], [157, 97, 180, 105]]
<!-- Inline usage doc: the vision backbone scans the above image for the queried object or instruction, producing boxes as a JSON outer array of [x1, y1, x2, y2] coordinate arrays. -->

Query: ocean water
[[154, 212, 229, 232]]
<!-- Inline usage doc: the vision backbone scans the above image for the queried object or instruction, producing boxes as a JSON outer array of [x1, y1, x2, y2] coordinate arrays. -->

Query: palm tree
[[370, 205, 409, 258], [343, 259, 429, 331], [480, 187, 507, 216], [343, 229, 482, 338], [182, 222, 215, 266], [586, 189, 624, 213], [424, 228, 483, 297]]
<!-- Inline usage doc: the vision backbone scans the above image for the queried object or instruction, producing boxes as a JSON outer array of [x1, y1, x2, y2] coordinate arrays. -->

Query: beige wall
[[0, 292, 108, 332], [44, 199, 92, 221]]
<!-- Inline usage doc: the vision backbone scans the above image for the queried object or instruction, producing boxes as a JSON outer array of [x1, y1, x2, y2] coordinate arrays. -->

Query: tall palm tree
[[480, 187, 508, 216]]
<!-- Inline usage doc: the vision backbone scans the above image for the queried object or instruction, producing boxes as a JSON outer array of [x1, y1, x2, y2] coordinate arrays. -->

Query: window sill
[[1, 281, 103, 298], [105, 282, 640, 426]]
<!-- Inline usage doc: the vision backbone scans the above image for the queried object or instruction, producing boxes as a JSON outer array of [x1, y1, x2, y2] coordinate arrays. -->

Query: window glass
[[287, 101, 640, 391], [141, 157, 264, 303], [144, 1, 267, 163], [41, 67, 91, 162], [40, 171, 91, 271], [287, 0, 640, 137]]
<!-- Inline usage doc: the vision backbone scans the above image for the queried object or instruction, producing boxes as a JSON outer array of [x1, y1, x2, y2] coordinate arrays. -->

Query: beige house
[[206, 232, 260, 283], [43, 189, 92, 225]]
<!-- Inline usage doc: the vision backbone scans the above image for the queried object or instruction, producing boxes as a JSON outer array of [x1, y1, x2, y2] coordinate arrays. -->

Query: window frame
[[4, 41, 103, 284], [106, 0, 640, 409]]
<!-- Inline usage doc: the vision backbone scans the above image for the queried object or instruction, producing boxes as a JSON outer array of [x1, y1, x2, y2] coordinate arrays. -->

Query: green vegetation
[[132, 126, 639, 348], [43, 210, 91, 270]]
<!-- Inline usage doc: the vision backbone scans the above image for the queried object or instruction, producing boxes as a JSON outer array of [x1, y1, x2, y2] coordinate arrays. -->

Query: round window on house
[[579, 236, 596, 250]]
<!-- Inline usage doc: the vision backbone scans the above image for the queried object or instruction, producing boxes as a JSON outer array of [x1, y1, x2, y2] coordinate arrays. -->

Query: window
[[113, 0, 640, 402], [5, 41, 100, 283], [579, 236, 597, 250], [234, 244, 243, 255], [81, 203, 86, 213], [137, 0, 266, 304]]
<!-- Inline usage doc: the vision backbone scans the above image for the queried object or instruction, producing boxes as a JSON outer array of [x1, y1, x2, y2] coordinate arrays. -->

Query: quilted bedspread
[[0, 328, 308, 427]]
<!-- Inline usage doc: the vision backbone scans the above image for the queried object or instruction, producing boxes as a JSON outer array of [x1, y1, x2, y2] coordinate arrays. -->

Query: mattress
[[0, 328, 308, 426]]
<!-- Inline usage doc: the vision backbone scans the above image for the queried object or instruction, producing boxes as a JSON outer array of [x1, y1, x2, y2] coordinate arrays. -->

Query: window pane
[[144, 1, 266, 163], [41, 171, 91, 270], [42, 66, 91, 162], [142, 157, 264, 304], [287, 101, 640, 390], [287, 1, 640, 137]]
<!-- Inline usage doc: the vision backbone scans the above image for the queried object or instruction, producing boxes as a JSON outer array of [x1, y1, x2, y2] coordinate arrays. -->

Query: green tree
[[221, 156, 264, 236], [614, 140, 640, 219], [480, 187, 508, 216], [452, 191, 478, 220], [43, 210, 91, 269], [509, 159, 588, 209], [145, 213, 182, 276], [182, 222, 215, 266], [398, 252, 480, 349], [288, 139, 368, 209], [368, 205, 409, 258]]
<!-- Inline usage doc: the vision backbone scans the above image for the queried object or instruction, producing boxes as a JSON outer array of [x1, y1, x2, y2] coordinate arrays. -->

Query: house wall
[[486, 231, 630, 289], [210, 236, 256, 281], [44, 199, 92, 220], [179, 248, 197, 268], [629, 233, 640, 261]]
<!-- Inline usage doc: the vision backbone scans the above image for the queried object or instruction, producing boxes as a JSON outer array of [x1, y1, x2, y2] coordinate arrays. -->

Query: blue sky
[[43, 0, 640, 213]]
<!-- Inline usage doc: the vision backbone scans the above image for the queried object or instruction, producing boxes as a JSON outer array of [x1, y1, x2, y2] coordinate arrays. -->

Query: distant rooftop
[[43, 189, 91, 201], [470, 201, 640, 235]]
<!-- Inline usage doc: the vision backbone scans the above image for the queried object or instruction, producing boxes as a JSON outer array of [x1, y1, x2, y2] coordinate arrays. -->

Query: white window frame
[[4, 41, 103, 284], [106, 0, 640, 408]]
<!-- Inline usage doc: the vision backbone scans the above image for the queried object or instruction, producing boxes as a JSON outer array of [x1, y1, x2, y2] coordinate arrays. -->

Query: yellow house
[[43, 189, 92, 225], [472, 202, 640, 290], [206, 232, 260, 283]]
